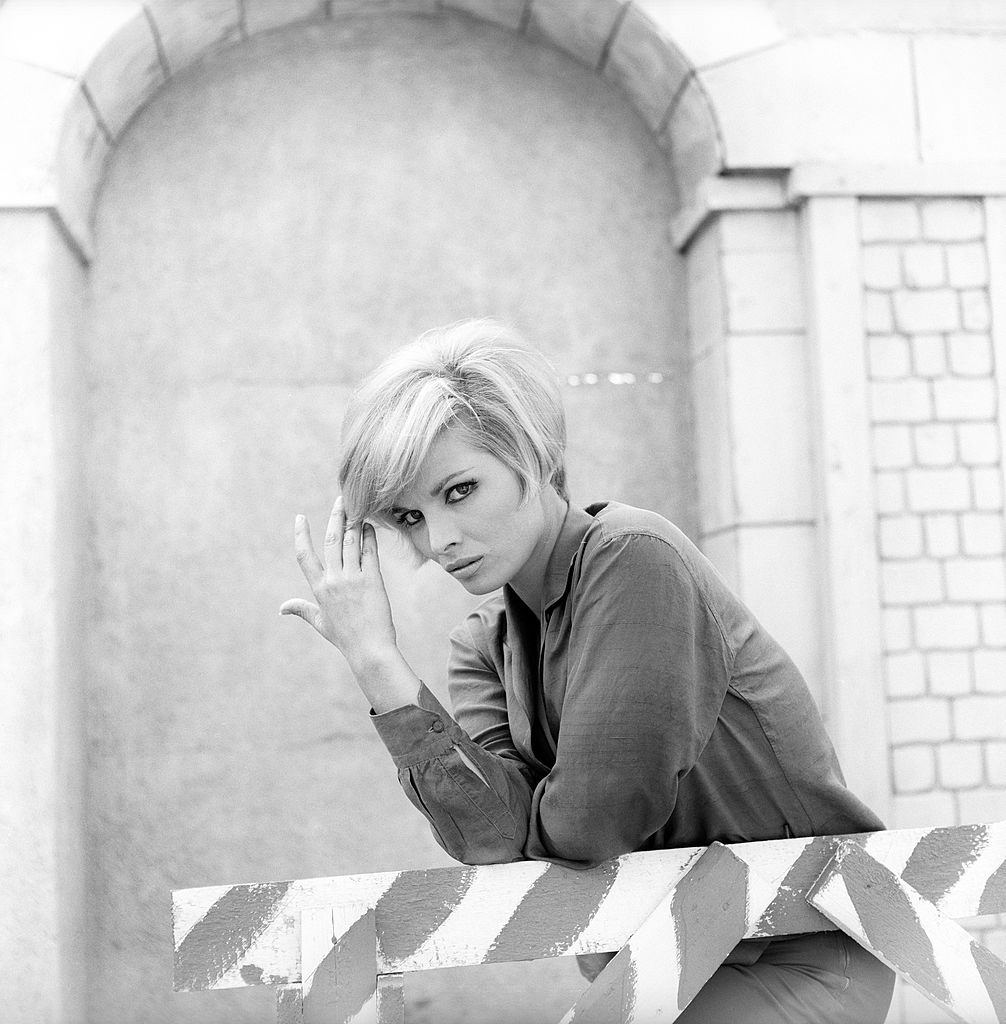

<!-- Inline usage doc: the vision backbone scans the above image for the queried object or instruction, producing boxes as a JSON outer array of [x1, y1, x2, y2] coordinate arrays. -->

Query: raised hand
[[280, 496, 399, 676]]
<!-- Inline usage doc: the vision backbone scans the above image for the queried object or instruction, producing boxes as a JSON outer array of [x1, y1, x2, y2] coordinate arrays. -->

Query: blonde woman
[[281, 319, 894, 1021]]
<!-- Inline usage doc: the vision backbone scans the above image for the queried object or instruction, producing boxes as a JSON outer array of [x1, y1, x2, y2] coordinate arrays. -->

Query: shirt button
[[429, 720, 444, 733]]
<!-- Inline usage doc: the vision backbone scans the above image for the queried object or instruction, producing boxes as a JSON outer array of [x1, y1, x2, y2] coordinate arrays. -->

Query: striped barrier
[[559, 842, 779, 1023], [172, 822, 1006, 1022], [810, 840, 1006, 1024]]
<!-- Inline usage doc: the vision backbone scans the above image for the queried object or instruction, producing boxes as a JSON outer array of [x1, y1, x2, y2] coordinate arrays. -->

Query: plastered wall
[[83, 13, 690, 1022]]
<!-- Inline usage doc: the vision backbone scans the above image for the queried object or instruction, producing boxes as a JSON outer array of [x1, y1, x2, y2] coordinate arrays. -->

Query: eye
[[446, 480, 476, 503], [394, 509, 423, 529]]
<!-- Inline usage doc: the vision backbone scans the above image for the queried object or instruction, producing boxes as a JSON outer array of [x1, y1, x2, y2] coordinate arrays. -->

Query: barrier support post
[[276, 984, 304, 1022], [809, 839, 1006, 1024], [560, 842, 778, 1023], [300, 903, 382, 1024]]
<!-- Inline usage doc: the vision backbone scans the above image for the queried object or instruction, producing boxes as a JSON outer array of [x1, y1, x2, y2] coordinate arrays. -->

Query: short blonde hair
[[339, 319, 568, 526]]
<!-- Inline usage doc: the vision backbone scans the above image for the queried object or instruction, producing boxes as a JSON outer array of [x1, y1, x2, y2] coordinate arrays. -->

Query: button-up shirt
[[371, 501, 883, 868]]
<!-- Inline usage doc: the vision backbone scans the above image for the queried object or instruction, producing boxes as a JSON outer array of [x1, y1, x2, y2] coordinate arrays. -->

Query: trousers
[[576, 931, 895, 1023]]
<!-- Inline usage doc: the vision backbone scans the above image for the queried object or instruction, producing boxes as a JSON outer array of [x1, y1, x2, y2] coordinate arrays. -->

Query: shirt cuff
[[369, 682, 462, 768]]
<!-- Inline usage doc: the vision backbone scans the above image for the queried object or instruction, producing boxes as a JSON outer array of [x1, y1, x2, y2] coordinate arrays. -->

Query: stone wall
[[688, 207, 823, 705], [862, 198, 1006, 829], [861, 197, 1006, 1022]]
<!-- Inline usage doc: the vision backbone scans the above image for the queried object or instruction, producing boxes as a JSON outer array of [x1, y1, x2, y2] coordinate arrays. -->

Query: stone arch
[[70, 6, 713, 1015], [0, 0, 724, 259]]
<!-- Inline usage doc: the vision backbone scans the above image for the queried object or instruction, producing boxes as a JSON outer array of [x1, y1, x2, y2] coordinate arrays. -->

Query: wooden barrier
[[172, 822, 1006, 1022]]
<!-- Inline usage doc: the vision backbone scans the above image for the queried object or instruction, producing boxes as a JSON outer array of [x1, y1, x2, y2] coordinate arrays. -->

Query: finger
[[342, 520, 362, 574], [323, 495, 346, 574], [360, 522, 382, 575], [294, 515, 325, 584], [279, 598, 320, 626]]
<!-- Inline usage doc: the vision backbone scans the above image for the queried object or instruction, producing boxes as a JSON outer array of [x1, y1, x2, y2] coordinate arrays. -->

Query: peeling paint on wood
[[671, 843, 750, 1009], [981, 856, 1006, 916], [172, 822, 1006, 1001], [275, 983, 303, 1024], [376, 974, 405, 1024], [173, 880, 292, 991], [561, 843, 777, 1023], [903, 824, 988, 903], [488, 858, 620, 962], [810, 839, 1006, 1023], [302, 905, 378, 1024], [375, 866, 476, 963]]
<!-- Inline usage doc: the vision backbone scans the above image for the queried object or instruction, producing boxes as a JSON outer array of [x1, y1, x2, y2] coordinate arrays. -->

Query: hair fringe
[[339, 319, 567, 531]]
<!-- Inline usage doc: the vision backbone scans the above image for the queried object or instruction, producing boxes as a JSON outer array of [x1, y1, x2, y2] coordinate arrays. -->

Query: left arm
[[522, 530, 734, 867]]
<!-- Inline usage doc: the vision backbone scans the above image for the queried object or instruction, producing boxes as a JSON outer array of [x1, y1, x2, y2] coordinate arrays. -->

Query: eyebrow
[[429, 468, 474, 498]]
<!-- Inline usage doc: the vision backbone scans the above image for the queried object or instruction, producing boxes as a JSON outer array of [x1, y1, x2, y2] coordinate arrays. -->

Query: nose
[[424, 510, 461, 556]]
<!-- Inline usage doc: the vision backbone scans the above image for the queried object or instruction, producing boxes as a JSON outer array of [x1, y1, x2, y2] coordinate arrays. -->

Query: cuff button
[[429, 720, 444, 734]]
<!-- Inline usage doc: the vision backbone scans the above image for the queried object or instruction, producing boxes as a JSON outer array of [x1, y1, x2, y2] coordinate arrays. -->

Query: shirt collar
[[502, 502, 607, 619], [540, 502, 598, 613]]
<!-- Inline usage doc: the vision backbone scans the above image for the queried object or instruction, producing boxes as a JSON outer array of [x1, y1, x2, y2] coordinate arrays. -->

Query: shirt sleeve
[[369, 629, 536, 864], [524, 530, 733, 867]]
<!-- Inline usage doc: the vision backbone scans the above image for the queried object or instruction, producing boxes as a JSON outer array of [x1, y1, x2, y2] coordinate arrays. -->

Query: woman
[[281, 319, 895, 1021]]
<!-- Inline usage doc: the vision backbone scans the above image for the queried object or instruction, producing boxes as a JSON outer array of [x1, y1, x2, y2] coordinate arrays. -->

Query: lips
[[446, 555, 483, 576]]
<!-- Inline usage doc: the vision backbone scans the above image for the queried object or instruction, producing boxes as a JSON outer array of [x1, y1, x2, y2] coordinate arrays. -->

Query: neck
[[508, 487, 568, 620]]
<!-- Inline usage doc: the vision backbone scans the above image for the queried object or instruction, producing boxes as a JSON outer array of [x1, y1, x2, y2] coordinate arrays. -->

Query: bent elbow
[[456, 838, 526, 866], [528, 824, 628, 870]]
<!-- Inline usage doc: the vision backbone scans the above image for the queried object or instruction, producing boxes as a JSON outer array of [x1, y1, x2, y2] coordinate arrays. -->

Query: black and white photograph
[[4, 1, 1006, 1022]]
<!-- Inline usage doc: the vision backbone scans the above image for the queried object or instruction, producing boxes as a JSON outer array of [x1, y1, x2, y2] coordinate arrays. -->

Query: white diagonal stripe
[[172, 884, 234, 947], [626, 899, 682, 1023], [569, 849, 702, 957], [728, 835, 813, 891], [392, 861, 546, 971], [301, 906, 337, 990], [901, 881, 998, 1023], [745, 863, 783, 931], [863, 825, 931, 880]]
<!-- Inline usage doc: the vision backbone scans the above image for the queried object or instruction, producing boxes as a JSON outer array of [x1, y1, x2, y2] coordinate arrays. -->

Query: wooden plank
[[559, 849, 701, 1024], [276, 984, 303, 1024], [301, 904, 378, 1024], [376, 974, 404, 1024], [172, 822, 1006, 990], [809, 840, 1006, 1024], [561, 843, 778, 1023]]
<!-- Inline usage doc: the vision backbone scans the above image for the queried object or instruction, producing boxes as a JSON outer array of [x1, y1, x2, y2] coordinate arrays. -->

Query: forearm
[[349, 645, 422, 714]]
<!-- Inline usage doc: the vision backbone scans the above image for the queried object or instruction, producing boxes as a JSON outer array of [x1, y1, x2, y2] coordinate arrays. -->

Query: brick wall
[[861, 199, 1006, 1016]]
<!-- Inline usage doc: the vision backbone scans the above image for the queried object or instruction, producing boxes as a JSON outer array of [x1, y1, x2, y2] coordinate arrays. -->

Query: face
[[389, 427, 550, 595]]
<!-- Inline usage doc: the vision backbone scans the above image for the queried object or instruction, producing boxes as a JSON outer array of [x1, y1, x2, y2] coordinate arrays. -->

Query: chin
[[449, 563, 506, 594], [458, 576, 501, 595]]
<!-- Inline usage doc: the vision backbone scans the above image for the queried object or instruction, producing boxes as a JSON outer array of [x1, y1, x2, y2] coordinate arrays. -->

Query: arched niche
[[0, 0, 723, 259], [69, 5, 709, 1022]]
